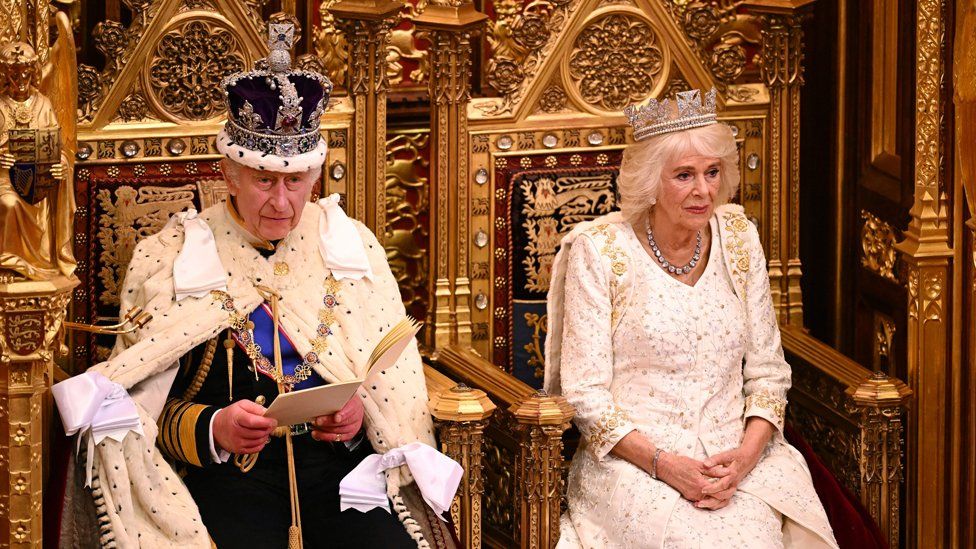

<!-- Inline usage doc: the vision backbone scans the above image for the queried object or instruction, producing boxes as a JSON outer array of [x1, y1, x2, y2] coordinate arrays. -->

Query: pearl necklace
[[646, 222, 701, 276]]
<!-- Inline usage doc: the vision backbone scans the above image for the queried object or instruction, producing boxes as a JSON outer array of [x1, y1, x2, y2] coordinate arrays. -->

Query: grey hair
[[617, 123, 739, 227], [219, 158, 324, 186]]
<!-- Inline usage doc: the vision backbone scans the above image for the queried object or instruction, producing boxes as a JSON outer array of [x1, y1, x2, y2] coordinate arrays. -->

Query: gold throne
[[0, 0, 921, 547], [11, 3, 493, 548], [418, 1, 912, 547]]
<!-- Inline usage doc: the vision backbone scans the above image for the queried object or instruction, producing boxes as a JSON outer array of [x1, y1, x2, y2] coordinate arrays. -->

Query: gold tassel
[[247, 319, 259, 380], [224, 336, 235, 402], [285, 430, 302, 548], [181, 338, 217, 401], [254, 285, 303, 547]]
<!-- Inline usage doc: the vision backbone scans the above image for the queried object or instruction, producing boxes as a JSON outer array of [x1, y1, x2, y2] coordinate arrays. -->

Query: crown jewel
[[624, 88, 718, 141]]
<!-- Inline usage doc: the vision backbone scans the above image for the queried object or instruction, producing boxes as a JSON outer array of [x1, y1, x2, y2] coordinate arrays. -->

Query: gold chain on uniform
[[211, 290, 315, 389]]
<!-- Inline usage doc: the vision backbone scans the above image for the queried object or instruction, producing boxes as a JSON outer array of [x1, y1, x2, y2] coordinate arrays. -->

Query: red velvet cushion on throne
[[784, 424, 887, 549]]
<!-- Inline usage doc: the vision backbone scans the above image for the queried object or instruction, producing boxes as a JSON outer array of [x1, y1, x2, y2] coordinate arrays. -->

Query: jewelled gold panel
[[385, 129, 431, 340]]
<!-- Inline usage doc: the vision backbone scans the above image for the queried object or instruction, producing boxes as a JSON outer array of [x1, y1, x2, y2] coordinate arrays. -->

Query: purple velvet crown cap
[[216, 22, 332, 171], [225, 73, 329, 133]]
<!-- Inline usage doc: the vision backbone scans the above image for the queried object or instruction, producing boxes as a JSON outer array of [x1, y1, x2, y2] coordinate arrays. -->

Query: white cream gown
[[547, 207, 838, 549]]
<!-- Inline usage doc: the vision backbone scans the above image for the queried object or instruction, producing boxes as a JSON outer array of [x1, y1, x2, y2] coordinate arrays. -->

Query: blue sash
[[248, 303, 324, 391]]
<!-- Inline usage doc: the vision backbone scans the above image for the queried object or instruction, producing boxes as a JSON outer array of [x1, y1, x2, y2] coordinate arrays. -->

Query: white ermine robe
[[56, 200, 439, 548]]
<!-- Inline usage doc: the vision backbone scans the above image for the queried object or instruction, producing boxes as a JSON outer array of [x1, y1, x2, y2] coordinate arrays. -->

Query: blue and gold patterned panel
[[492, 151, 622, 387]]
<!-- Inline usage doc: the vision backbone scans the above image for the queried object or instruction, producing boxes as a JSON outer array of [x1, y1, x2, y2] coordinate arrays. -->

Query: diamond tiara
[[624, 88, 718, 141]]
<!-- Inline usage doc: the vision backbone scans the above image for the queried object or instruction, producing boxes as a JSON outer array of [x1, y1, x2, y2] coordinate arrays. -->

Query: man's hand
[[311, 395, 364, 443], [695, 445, 764, 510], [0, 152, 15, 169], [212, 400, 277, 455]]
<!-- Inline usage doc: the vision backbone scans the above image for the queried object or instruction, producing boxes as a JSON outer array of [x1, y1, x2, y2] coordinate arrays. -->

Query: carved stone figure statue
[[0, 41, 76, 281]]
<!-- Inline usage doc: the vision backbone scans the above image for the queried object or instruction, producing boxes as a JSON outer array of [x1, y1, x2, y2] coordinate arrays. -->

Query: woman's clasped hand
[[657, 445, 763, 511]]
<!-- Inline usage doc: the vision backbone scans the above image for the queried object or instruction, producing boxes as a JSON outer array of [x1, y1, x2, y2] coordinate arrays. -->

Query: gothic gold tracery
[[566, 11, 667, 112], [147, 19, 248, 121]]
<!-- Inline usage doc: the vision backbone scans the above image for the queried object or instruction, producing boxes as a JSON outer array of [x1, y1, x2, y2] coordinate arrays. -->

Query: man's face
[[225, 163, 318, 241]]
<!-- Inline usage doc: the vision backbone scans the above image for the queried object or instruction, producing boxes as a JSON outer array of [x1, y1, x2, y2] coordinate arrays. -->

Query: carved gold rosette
[[0, 276, 76, 547], [145, 18, 248, 122], [860, 210, 899, 283], [78, 4, 265, 128], [564, 9, 668, 113]]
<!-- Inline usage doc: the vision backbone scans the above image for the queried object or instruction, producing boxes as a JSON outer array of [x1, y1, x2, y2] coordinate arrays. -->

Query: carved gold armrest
[[510, 391, 574, 549], [846, 371, 911, 548], [424, 364, 496, 549], [432, 345, 575, 549], [781, 326, 911, 549]]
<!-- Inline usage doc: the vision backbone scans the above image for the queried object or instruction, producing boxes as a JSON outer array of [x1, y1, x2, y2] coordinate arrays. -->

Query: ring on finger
[[335, 432, 342, 442]]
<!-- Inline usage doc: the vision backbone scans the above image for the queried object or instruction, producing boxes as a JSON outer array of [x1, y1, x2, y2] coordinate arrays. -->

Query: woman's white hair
[[617, 122, 739, 226]]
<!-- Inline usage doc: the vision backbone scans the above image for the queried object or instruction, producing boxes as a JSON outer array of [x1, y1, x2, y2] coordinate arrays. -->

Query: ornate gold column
[[511, 392, 574, 549], [894, 0, 952, 544], [742, 0, 813, 327], [0, 276, 75, 547], [427, 375, 495, 549], [848, 372, 912, 549], [413, 2, 487, 349], [330, 0, 402, 239], [0, 15, 78, 546]]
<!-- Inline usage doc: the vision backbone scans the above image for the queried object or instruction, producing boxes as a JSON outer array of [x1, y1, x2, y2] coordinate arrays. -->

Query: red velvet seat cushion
[[785, 423, 888, 549]]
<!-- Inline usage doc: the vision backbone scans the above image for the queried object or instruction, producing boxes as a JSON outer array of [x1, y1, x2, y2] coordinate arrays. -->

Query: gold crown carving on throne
[[624, 88, 718, 141]]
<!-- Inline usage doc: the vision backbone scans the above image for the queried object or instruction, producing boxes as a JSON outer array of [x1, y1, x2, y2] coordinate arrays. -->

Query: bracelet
[[651, 448, 664, 480]]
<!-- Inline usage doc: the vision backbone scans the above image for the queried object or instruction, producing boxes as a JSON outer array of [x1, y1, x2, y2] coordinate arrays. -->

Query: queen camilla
[[544, 89, 839, 548]]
